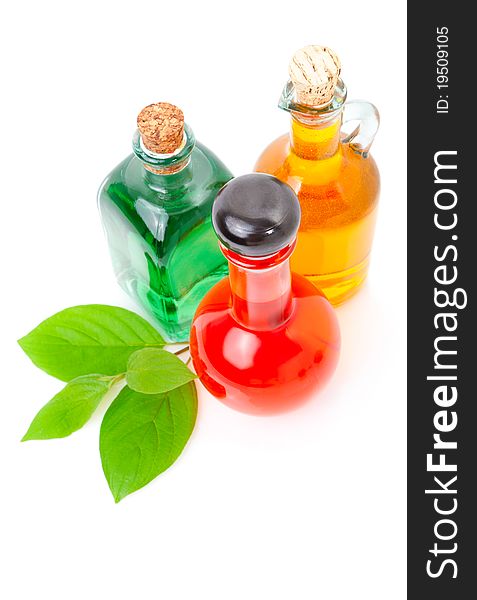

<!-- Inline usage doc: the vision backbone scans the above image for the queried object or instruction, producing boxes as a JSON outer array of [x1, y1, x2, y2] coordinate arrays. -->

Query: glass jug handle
[[341, 100, 380, 158]]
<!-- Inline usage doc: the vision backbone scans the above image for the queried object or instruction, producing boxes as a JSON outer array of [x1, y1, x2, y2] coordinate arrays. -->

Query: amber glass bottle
[[255, 46, 380, 305]]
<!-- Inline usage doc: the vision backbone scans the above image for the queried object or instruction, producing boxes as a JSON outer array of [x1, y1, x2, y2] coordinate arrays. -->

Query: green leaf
[[100, 384, 198, 502], [18, 305, 165, 382], [126, 347, 196, 394], [22, 375, 117, 441]]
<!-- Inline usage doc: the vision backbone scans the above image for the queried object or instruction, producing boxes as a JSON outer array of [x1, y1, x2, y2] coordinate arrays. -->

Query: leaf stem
[[174, 346, 190, 357], [111, 373, 126, 385], [100, 373, 126, 386]]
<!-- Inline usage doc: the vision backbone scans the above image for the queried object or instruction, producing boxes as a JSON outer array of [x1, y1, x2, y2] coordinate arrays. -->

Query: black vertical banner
[[408, 2, 475, 597]]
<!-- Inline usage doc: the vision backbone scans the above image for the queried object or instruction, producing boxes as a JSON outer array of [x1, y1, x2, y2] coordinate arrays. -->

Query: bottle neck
[[143, 156, 192, 192], [133, 123, 195, 184], [290, 111, 342, 160], [224, 245, 295, 331]]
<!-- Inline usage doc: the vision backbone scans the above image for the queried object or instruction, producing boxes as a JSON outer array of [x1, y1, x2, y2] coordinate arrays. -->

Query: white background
[[0, 1, 406, 598]]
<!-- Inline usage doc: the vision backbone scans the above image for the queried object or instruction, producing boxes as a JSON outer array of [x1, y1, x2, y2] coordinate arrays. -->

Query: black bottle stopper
[[212, 173, 301, 257]]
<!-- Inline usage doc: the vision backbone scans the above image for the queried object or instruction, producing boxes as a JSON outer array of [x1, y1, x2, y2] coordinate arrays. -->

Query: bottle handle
[[341, 100, 380, 158]]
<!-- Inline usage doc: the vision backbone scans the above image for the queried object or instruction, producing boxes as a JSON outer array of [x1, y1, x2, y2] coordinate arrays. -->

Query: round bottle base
[[190, 275, 340, 416]]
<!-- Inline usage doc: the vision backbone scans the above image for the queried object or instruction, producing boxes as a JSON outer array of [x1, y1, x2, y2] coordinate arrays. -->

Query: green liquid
[[98, 141, 232, 342]]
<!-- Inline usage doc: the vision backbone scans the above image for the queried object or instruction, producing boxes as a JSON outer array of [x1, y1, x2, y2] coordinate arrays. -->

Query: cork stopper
[[137, 102, 184, 154], [289, 45, 341, 108]]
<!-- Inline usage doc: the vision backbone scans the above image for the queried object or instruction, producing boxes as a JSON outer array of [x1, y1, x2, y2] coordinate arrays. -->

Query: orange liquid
[[255, 118, 380, 305]]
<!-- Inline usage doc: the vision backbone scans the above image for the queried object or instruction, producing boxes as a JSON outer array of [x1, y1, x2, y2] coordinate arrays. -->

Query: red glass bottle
[[190, 174, 340, 415]]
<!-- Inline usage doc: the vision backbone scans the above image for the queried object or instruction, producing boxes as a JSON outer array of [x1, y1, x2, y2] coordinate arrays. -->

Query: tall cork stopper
[[137, 102, 184, 154], [289, 45, 341, 108]]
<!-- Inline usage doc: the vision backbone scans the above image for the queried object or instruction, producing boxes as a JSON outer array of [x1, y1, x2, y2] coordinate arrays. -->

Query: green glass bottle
[[98, 102, 233, 342]]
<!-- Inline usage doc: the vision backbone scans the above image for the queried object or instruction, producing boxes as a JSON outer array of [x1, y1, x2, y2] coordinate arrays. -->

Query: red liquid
[[190, 248, 340, 415]]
